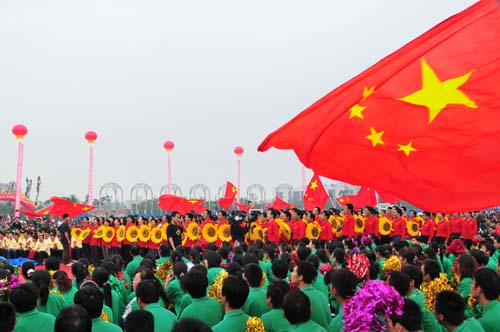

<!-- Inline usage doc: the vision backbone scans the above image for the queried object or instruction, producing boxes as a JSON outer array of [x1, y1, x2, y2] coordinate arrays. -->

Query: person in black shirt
[[167, 212, 183, 249], [59, 213, 72, 265]]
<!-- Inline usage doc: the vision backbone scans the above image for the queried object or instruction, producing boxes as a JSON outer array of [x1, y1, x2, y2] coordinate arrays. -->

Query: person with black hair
[[421, 259, 441, 282], [479, 240, 497, 270], [271, 258, 289, 281], [124, 310, 154, 332], [74, 286, 122, 332], [471, 268, 500, 332], [242, 263, 270, 317], [20, 260, 35, 283], [179, 271, 224, 327], [165, 260, 187, 315], [296, 246, 311, 262], [328, 269, 357, 332], [470, 249, 489, 268], [307, 254, 329, 299], [59, 213, 72, 265], [156, 244, 171, 265], [261, 280, 290, 332], [433, 290, 484, 332], [9, 284, 55, 332], [125, 244, 143, 280], [45, 256, 61, 271], [53, 270, 78, 305], [456, 255, 476, 319], [388, 271, 411, 297], [71, 261, 89, 289], [55, 304, 91, 332], [204, 250, 224, 286], [291, 261, 331, 329], [31, 270, 65, 317], [173, 318, 213, 332], [136, 280, 177, 332], [0, 302, 16, 332], [388, 298, 422, 332], [283, 290, 327, 332], [212, 276, 250, 332], [92, 267, 125, 324]]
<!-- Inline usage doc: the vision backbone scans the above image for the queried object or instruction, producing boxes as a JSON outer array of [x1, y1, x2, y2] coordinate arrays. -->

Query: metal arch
[[247, 184, 266, 208], [130, 183, 154, 214], [160, 184, 182, 196], [99, 182, 124, 210], [217, 184, 227, 200], [275, 183, 294, 201], [189, 184, 211, 210]]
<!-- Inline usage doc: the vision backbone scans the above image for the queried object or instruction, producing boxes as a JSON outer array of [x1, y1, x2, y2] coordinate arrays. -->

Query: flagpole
[[85, 131, 97, 206], [302, 166, 306, 192], [164, 140, 175, 195], [234, 146, 244, 204], [12, 124, 28, 218]]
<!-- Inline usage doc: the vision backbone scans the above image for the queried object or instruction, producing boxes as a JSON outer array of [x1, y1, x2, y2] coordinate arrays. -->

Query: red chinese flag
[[336, 195, 353, 208], [36, 206, 52, 216], [159, 194, 186, 212], [181, 199, 205, 215], [303, 174, 330, 211], [50, 197, 96, 218], [376, 188, 401, 204], [259, 0, 500, 213], [235, 202, 253, 212], [218, 181, 237, 210], [349, 187, 377, 210], [267, 196, 292, 210]]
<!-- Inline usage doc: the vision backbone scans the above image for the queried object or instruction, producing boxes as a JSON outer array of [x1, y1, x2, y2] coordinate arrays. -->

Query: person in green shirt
[[271, 258, 290, 283], [480, 241, 498, 270], [165, 260, 188, 315], [74, 285, 123, 332], [327, 269, 357, 332], [402, 265, 442, 332], [291, 261, 332, 329], [155, 243, 171, 266], [123, 310, 154, 332], [53, 270, 78, 305], [242, 263, 270, 317], [125, 245, 143, 280], [179, 270, 224, 326], [10, 283, 56, 332], [261, 280, 290, 332], [213, 275, 251, 332], [456, 255, 475, 319], [54, 304, 92, 332], [136, 280, 177, 332], [205, 250, 224, 286], [470, 268, 500, 332], [31, 270, 66, 317], [433, 290, 484, 332], [93, 267, 125, 325], [283, 290, 327, 332], [387, 298, 423, 332]]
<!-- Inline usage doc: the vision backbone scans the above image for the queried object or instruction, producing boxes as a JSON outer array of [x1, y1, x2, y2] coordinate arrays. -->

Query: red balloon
[[85, 131, 98, 143], [164, 140, 175, 152], [234, 146, 244, 156], [12, 124, 28, 139]]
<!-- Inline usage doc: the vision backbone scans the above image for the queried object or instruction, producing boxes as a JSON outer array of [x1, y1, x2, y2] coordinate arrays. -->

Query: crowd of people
[[0, 203, 498, 332]]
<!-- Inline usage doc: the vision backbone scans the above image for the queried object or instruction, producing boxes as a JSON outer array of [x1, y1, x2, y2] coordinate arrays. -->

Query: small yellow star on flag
[[310, 181, 318, 190], [397, 141, 417, 156], [365, 127, 385, 147], [349, 104, 366, 119]]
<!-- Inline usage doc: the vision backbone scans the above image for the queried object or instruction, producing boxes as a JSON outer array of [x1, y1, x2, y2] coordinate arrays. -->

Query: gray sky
[[0, 0, 475, 202]]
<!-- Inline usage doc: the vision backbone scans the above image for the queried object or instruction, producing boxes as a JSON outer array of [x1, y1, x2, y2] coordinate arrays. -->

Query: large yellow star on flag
[[397, 141, 417, 156], [365, 127, 385, 147], [310, 181, 318, 190], [399, 58, 477, 124], [231, 186, 237, 193]]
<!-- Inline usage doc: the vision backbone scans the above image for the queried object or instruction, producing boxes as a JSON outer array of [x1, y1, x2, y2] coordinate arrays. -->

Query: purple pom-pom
[[343, 280, 404, 332]]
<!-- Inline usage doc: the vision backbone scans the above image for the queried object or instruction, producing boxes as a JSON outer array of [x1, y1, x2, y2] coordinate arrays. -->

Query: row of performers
[[64, 207, 480, 249]]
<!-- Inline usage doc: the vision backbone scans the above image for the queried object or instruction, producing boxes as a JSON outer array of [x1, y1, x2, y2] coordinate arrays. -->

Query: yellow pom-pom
[[421, 273, 454, 311], [101, 310, 110, 322], [208, 271, 228, 303], [155, 261, 173, 281], [260, 272, 267, 288], [383, 256, 401, 272], [245, 317, 265, 332]]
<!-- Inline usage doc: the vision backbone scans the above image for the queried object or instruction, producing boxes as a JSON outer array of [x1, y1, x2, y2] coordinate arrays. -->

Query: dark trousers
[[121, 244, 131, 263], [62, 242, 71, 264], [82, 243, 91, 259]]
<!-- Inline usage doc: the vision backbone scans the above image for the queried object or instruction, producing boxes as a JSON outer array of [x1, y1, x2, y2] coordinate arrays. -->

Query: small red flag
[[259, 0, 500, 212], [337, 187, 377, 210], [303, 174, 329, 211], [218, 181, 237, 210], [159, 195, 205, 214], [235, 202, 253, 212], [50, 197, 96, 218], [267, 196, 292, 210]]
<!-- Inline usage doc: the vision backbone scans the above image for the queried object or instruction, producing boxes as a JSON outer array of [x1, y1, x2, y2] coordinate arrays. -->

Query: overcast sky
[[0, 0, 475, 202]]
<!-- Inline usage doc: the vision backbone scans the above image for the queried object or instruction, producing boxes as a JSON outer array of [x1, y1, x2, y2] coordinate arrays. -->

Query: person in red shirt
[[391, 207, 406, 241], [89, 218, 101, 266], [341, 203, 355, 239], [319, 210, 333, 242], [363, 206, 379, 237], [136, 216, 148, 256], [265, 209, 280, 244], [110, 217, 122, 255], [121, 216, 135, 263], [291, 208, 306, 242], [461, 212, 478, 248], [420, 212, 435, 244], [81, 217, 92, 260], [182, 213, 197, 249], [434, 213, 450, 245], [216, 211, 230, 247], [449, 213, 463, 239], [279, 210, 293, 244]]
